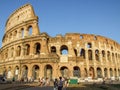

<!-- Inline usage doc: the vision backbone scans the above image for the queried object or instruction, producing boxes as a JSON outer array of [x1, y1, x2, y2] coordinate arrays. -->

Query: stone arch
[[112, 53, 115, 63], [60, 66, 69, 78], [114, 68, 117, 77], [107, 51, 111, 61], [73, 66, 80, 77], [95, 49, 99, 61], [80, 48, 85, 59], [110, 68, 113, 77], [104, 68, 108, 77], [88, 49, 92, 60], [7, 66, 12, 79], [87, 43, 92, 48], [89, 67, 95, 78], [11, 47, 14, 57], [60, 45, 68, 55], [97, 67, 102, 78], [21, 28, 24, 38], [28, 25, 32, 35], [22, 65, 28, 80], [51, 46, 56, 53], [14, 66, 19, 80], [25, 44, 30, 55], [74, 49, 77, 56], [16, 46, 21, 56], [118, 69, 120, 76], [102, 50, 105, 60], [44, 64, 53, 79], [34, 42, 41, 54], [32, 65, 39, 80]]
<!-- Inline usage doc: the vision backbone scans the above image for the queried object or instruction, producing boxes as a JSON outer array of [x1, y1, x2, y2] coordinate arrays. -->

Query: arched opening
[[95, 50, 99, 61], [112, 53, 115, 63], [118, 69, 120, 76], [73, 66, 80, 77], [97, 67, 102, 78], [7, 67, 12, 79], [17, 46, 21, 56], [102, 50, 105, 60], [60, 66, 69, 78], [110, 68, 113, 77], [21, 28, 24, 38], [14, 66, 19, 80], [28, 26, 32, 35], [87, 43, 92, 48], [60, 45, 68, 55], [74, 49, 77, 56], [51, 46, 56, 53], [107, 51, 111, 61], [80, 48, 85, 59], [34, 43, 41, 54], [32, 65, 39, 80], [89, 67, 95, 79], [25, 44, 30, 55], [104, 68, 108, 77], [88, 50, 92, 60], [114, 69, 117, 78], [11, 48, 14, 57], [44, 65, 52, 79], [22, 65, 28, 81]]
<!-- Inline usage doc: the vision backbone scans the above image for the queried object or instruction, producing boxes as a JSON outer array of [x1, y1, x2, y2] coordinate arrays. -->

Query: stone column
[[40, 37, 49, 55], [27, 65, 32, 81], [32, 21, 40, 35], [23, 26, 28, 37]]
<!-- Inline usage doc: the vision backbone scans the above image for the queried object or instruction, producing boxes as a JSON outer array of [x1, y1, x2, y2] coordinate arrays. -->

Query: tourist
[[53, 78, 58, 90], [58, 77, 63, 90]]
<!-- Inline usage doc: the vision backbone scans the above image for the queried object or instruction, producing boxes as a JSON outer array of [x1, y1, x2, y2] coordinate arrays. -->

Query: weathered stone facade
[[0, 4, 120, 81]]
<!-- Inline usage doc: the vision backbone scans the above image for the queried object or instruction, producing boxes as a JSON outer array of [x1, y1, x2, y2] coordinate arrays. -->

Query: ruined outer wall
[[0, 4, 120, 80]]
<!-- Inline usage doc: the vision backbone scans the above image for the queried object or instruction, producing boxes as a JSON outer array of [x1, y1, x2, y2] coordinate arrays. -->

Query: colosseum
[[0, 4, 120, 81]]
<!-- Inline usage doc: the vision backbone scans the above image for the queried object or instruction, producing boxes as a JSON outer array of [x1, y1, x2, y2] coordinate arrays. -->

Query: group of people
[[39, 77, 50, 86], [38, 76, 69, 90], [53, 77, 69, 90]]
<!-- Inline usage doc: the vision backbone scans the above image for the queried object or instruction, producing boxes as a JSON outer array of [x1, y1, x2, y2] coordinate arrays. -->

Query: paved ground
[[21, 86, 66, 90]]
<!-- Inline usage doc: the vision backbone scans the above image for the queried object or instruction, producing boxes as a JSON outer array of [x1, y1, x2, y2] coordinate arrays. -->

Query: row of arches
[[3, 26, 33, 44], [3, 65, 120, 81]]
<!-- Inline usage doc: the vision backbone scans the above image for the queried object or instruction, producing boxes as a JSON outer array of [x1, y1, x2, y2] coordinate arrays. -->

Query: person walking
[[58, 77, 63, 90], [54, 78, 58, 90]]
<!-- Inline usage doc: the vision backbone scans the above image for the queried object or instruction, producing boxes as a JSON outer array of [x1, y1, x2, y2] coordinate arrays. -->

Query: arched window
[[60, 45, 68, 55], [25, 44, 30, 55], [88, 50, 92, 60], [11, 48, 14, 57], [87, 43, 92, 48], [34, 43, 41, 54], [74, 49, 77, 56], [21, 28, 24, 38], [107, 51, 111, 61], [95, 50, 99, 61], [60, 66, 69, 78], [110, 68, 113, 77], [112, 53, 115, 63], [97, 67, 102, 78], [17, 46, 21, 56], [80, 49, 85, 59], [51, 46, 56, 53], [104, 68, 107, 77], [73, 66, 80, 77], [28, 26, 32, 35]]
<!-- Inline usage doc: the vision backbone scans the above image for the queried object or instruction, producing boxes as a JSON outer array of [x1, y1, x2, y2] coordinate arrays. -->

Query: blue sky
[[0, 0, 120, 47]]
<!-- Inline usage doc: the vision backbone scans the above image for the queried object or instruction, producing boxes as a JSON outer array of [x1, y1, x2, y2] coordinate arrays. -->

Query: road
[[21, 86, 66, 90]]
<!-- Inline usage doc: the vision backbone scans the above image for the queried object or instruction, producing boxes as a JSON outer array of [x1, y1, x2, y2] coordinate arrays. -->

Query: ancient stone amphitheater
[[0, 4, 120, 81]]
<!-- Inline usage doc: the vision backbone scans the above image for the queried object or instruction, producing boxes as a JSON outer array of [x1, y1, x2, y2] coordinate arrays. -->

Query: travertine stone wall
[[0, 4, 120, 81]]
